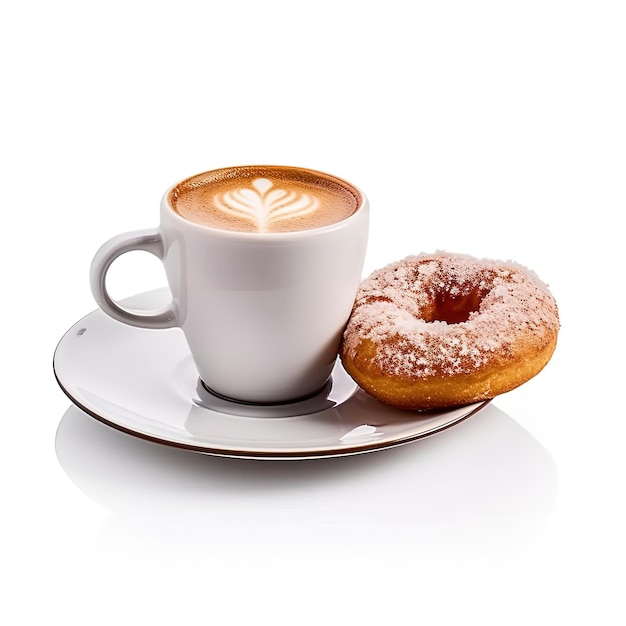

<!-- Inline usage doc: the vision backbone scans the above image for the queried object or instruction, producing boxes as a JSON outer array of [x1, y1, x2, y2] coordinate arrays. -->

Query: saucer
[[53, 289, 490, 460]]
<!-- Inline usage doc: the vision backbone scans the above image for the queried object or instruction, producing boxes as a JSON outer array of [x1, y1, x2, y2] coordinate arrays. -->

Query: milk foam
[[215, 178, 320, 233]]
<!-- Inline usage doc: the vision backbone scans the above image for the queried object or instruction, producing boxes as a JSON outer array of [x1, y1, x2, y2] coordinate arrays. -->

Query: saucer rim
[[53, 290, 491, 461]]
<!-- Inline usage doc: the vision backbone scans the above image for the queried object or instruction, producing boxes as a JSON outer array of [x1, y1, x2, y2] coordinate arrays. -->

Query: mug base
[[195, 368, 358, 418]]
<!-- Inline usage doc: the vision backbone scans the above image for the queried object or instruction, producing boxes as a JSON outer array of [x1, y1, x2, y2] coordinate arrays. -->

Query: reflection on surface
[[55, 402, 556, 560]]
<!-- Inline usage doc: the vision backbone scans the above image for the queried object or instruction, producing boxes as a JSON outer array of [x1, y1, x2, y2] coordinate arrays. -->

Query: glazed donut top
[[342, 252, 560, 379]]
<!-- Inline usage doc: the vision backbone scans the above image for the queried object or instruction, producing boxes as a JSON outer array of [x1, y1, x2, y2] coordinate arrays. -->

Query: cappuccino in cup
[[169, 165, 361, 233], [90, 165, 369, 404]]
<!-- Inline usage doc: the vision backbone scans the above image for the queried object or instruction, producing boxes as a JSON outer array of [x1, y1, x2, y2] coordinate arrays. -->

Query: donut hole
[[427, 289, 484, 324]]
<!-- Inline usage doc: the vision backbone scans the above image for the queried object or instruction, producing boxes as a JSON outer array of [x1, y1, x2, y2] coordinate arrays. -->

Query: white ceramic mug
[[90, 165, 369, 404]]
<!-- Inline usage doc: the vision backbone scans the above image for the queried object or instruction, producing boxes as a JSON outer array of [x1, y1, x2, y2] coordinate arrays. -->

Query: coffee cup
[[90, 165, 369, 404]]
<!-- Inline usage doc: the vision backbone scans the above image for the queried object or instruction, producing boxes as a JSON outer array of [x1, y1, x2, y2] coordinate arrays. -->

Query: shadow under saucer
[[55, 401, 557, 558]]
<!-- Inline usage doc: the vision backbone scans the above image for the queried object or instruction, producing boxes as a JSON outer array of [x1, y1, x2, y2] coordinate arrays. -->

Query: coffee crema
[[168, 166, 361, 233]]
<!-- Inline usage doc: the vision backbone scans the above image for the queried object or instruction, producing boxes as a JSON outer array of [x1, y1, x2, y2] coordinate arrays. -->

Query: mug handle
[[89, 229, 178, 329]]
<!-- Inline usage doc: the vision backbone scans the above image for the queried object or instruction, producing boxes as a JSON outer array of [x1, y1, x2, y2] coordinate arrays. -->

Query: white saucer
[[53, 289, 490, 460]]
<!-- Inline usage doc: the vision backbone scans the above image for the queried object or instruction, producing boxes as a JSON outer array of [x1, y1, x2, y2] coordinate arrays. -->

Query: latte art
[[214, 178, 320, 233], [169, 166, 360, 233]]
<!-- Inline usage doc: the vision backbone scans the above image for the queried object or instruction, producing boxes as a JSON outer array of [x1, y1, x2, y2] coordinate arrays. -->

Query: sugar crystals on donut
[[340, 252, 560, 410]]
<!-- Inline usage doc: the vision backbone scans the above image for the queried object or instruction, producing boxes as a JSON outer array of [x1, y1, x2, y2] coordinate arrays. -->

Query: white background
[[2, 1, 624, 624]]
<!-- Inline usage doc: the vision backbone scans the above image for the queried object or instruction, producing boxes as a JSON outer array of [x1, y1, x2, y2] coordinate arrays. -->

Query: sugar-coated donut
[[340, 252, 559, 410]]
